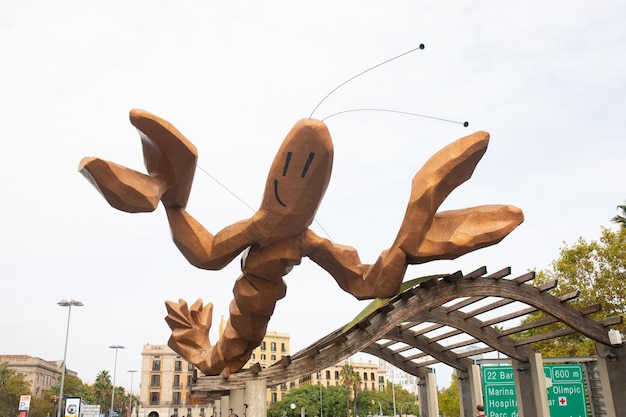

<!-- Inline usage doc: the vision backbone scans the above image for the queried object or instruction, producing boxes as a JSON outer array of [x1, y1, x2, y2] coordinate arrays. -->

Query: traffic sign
[[481, 364, 587, 417]]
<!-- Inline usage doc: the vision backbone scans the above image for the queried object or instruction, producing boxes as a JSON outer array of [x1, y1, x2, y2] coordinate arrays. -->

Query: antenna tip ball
[[419, 44, 425, 50], [463, 121, 469, 127]]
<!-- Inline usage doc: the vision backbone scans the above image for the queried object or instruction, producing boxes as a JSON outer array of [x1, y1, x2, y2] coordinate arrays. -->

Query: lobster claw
[[394, 131, 523, 263], [165, 299, 217, 373]]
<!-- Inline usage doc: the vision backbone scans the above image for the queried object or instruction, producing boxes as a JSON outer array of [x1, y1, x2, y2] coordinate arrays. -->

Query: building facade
[[0, 354, 78, 399], [139, 331, 387, 415], [138, 344, 203, 417]]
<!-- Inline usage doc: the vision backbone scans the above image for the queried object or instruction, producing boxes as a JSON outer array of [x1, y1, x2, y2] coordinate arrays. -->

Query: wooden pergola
[[191, 266, 625, 417]]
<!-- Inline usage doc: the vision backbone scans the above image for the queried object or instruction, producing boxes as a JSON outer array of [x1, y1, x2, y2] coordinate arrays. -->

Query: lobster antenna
[[323, 108, 469, 127], [309, 44, 426, 119]]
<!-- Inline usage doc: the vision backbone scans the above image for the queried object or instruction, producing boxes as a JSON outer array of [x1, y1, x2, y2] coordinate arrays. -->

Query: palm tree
[[611, 202, 626, 228], [93, 370, 113, 410], [340, 363, 362, 417]]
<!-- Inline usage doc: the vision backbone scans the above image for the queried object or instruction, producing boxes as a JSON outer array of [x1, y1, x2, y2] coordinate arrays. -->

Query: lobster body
[[79, 109, 524, 377]]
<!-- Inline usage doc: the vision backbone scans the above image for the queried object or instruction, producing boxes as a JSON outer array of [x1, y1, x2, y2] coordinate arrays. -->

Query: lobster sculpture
[[79, 109, 523, 377]]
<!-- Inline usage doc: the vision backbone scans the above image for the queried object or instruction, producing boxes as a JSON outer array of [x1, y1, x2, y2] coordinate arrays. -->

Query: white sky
[[1, 0, 625, 393]]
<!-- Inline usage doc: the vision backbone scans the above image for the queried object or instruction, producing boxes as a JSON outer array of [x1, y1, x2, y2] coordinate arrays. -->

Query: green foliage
[[611, 202, 626, 228], [268, 384, 340, 417], [0, 365, 126, 417], [28, 395, 54, 417], [93, 370, 113, 411], [339, 363, 361, 417], [0, 363, 31, 417], [517, 227, 626, 356], [266, 381, 417, 417], [437, 375, 459, 417]]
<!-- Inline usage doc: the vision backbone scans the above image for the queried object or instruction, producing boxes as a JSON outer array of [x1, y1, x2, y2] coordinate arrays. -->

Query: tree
[[339, 363, 361, 417], [0, 365, 31, 417], [382, 382, 416, 417], [93, 370, 113, 412], [437, 375, 459, 417], [267, 384, 344, 417], [519, 226, 626, 356], [612, 202, 626, 228], [0, 362, 12, 388]]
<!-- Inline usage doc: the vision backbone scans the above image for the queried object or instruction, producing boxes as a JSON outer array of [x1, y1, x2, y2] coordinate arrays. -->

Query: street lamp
[[128, 370, 137, 417], [57, 299, 83, 417], [316, 372, 323, 417], [390, 366, 397, 417], [109, 345, 125, 417]]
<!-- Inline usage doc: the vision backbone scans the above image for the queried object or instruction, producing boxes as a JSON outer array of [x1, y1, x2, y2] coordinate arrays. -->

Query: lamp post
[[109, 345, 125, 417], [57, 299, 83, 417], [390, 366, 396, 417], [128, 370, 137, 417], [316, 372, 323, 417]]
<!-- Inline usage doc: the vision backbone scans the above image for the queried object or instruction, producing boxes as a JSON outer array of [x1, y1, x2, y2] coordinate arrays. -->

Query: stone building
[[0, 354, 78, 398]]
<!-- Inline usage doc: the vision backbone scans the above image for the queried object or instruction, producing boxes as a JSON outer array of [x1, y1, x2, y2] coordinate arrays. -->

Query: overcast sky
[[1, 1, 625, 393]]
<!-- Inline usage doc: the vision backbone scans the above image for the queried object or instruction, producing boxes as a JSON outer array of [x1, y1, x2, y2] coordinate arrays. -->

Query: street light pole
[[390, 366, 396, 417], [109, 345, 125, 417], [316, 372, 323, 417], [128, 370, 137, 417], [57, 300, 83, 417]]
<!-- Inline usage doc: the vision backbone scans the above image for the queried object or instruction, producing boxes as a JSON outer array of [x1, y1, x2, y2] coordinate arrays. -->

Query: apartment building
[[139, 330, 386, 415], [138, 344, 202, 417]]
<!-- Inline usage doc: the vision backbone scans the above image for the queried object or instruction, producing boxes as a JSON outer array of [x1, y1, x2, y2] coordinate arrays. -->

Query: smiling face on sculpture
[[257, 118, 333, 237]]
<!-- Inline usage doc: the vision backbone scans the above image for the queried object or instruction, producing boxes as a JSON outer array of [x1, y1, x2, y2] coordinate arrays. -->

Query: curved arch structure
[[192, 266, 621, 392]]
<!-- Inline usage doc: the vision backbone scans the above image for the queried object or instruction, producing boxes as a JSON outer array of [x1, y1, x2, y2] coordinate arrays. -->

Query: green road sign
[[481, 364, 587, 417]]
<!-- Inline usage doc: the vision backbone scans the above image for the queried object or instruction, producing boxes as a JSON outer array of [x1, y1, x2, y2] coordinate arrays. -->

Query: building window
[[326, 370, 331, 379], [188, 363, 194, 371], [175, 360, 182, 372], [173, 409, 179, 417], [261, 341, 266, 350], [260, 354, 266, 361], [149, 392, 160, 405], [335, 371, 340, 380], [363, 372, 368, 381], [173, 374, 181, 388], [251, 353, 255, 360], [270, 342, 276, 352], [371, 382, 375, 391], [271, 392, 278, 403], [200, 408, 205, 417], [150, 374, 160, 388], [152, 360, 161, 371], [187, 375, 193, 387], [271, 355, 276, 362], [371, 373, 375, 381], [187, 408, 192, 417], [378, 376, 385, 383], [281, 343, 286, 352], [173, 392, 182, 405]]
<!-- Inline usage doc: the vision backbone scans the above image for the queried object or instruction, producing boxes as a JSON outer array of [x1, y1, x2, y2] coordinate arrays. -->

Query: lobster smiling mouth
[[273, 151, 316, 207]]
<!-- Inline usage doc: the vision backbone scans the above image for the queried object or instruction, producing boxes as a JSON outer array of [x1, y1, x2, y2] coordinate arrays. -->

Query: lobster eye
[[282, 152, 292, 176], [301, 153, 315, 177]]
